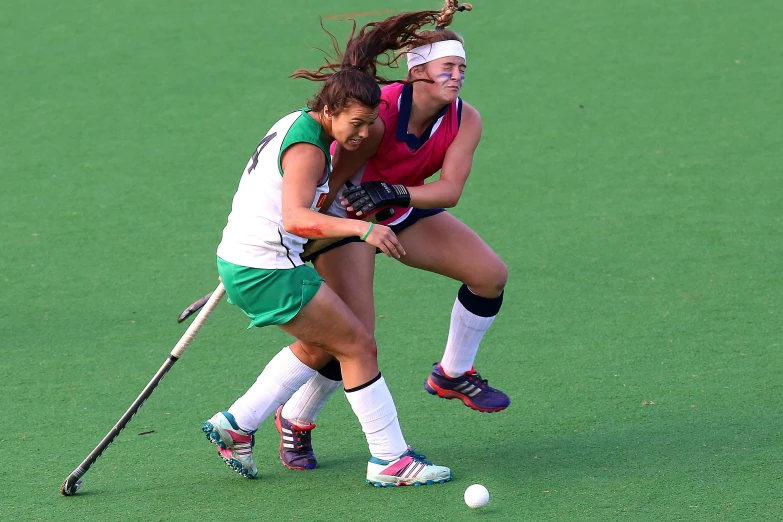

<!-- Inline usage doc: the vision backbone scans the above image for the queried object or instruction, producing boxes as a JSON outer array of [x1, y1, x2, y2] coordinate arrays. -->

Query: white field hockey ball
[[464, 484, 490, 508]]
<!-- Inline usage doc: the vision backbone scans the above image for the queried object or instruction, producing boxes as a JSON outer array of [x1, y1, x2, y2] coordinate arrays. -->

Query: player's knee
[[466, 256, 508, 297], [491, 258, 509, 292], [356, 333, 379, 362], [344, 329, 378, 362], [290, 341, 333, 369]]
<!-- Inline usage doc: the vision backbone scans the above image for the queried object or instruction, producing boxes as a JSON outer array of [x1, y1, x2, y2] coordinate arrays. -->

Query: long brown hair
[[291, 11, 443, 115], [409, 0, 472, 78]]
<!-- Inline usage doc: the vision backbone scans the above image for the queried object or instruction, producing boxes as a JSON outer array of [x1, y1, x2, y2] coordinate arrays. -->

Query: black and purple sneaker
[[424, 363, 510, 413], [274, 405, 317, 470]]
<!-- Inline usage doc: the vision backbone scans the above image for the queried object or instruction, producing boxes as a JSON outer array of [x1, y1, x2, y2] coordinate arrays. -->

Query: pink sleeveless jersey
[[358, 82, 462, 224]]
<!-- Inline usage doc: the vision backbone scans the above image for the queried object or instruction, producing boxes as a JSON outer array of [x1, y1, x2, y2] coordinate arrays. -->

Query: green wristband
[[360, 222, 374, 241]]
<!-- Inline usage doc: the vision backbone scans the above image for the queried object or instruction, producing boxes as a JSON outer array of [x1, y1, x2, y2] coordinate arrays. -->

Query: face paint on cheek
[[436, 73, 452, 83], [460, 75, 466, 82]]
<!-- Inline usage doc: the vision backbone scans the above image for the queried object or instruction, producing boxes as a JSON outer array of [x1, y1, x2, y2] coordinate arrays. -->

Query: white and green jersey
[[217, 109, 331, 269]]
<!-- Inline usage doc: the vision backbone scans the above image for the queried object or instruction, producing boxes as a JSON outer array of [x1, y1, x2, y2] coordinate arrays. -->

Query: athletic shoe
[[274, 405, 317, 470], [366, 447, 451, 487], [201, 411, 258, 479], [424, 363, 510, 413]]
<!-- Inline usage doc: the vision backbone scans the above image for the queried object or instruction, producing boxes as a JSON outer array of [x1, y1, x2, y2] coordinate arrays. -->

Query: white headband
[[406, 40, 466, 70]]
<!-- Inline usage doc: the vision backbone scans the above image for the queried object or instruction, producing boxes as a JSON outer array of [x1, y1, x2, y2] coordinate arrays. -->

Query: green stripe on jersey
[[277, 109, 332, 178]]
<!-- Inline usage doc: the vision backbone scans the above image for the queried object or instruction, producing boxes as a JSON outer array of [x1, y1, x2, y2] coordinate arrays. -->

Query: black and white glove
[[342, 181, 411, 215]]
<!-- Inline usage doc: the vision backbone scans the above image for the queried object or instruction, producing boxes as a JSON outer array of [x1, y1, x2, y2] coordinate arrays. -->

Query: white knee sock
[[344, 375, 407, 462], [281, 372, 343, 426], [441, 297, 496, 377], [228, 346, 316, 432]]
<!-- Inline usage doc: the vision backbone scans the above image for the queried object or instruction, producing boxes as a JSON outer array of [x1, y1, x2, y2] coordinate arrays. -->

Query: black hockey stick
[[60, 282, 226, 496]]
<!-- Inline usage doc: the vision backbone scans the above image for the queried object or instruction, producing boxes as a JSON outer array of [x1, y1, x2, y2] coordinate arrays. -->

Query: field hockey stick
[[60, 282, 226, 496], [300, 206, 395, 258], [177, 291, 214, 323]]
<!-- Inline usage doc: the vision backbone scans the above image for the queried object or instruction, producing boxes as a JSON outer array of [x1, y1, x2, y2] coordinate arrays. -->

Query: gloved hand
[[342, 181, 411, 216]]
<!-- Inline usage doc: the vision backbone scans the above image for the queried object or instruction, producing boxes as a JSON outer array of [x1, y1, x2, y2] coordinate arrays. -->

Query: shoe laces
[[434, 363, 490, 391], [405, 448, 432, 465], [290, 424, 315, 453], [464, 368, 489, 390]]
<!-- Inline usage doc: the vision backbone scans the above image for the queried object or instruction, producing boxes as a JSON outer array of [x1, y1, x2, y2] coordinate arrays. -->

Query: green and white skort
[[217, 257, 322, 328]]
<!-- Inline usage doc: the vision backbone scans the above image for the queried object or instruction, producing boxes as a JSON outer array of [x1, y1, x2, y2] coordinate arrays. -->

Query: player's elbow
[[442, 196, 460, 208], [442, 186, 464, 208], [283, 221, 311, 238], [282, 209, 306, 236], [283, 222, 299, 235]]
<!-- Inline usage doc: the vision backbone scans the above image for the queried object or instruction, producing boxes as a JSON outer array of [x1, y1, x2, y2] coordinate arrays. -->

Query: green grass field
[[2, 0, 782, 520]]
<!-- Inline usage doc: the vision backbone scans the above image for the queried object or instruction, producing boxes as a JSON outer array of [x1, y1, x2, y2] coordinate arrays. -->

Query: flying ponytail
[[435, 0, 473, 30], [290, 11, 442, 114]]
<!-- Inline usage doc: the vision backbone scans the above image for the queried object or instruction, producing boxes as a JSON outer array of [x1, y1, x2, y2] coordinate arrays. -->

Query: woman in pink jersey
[[272, 2, 509, 471]]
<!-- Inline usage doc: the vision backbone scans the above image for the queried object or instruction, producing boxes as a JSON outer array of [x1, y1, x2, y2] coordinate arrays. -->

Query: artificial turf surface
[[1, 0, 781, 520]]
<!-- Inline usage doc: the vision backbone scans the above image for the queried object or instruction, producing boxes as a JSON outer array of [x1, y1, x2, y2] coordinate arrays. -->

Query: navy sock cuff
[[344, 372, 382, 393], [317, 359, 343, 382], [458, 284, 504, 317]]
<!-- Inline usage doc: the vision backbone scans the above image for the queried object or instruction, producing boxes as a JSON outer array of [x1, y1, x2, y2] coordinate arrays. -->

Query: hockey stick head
[[177, 293, 213, 323], [60, 477, 82, 496]]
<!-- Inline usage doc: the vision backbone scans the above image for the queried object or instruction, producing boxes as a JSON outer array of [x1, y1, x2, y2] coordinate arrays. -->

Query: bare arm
[[281, 143, 368, 239], [281, 142, 404, 257], [407, 102, 482, 208]]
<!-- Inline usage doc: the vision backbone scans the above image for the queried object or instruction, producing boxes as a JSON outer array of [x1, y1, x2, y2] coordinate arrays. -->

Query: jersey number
[[246, 132, 278, 174]]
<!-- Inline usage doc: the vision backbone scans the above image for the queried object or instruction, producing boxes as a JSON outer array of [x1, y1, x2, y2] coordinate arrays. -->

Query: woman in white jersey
[[203, 11, 453, 488], [273, 2, 511, 471]]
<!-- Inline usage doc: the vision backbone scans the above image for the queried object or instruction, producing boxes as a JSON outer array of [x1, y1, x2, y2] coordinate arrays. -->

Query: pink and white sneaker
[[365, 447, 451, 487], [202, 411, 257, 479]]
